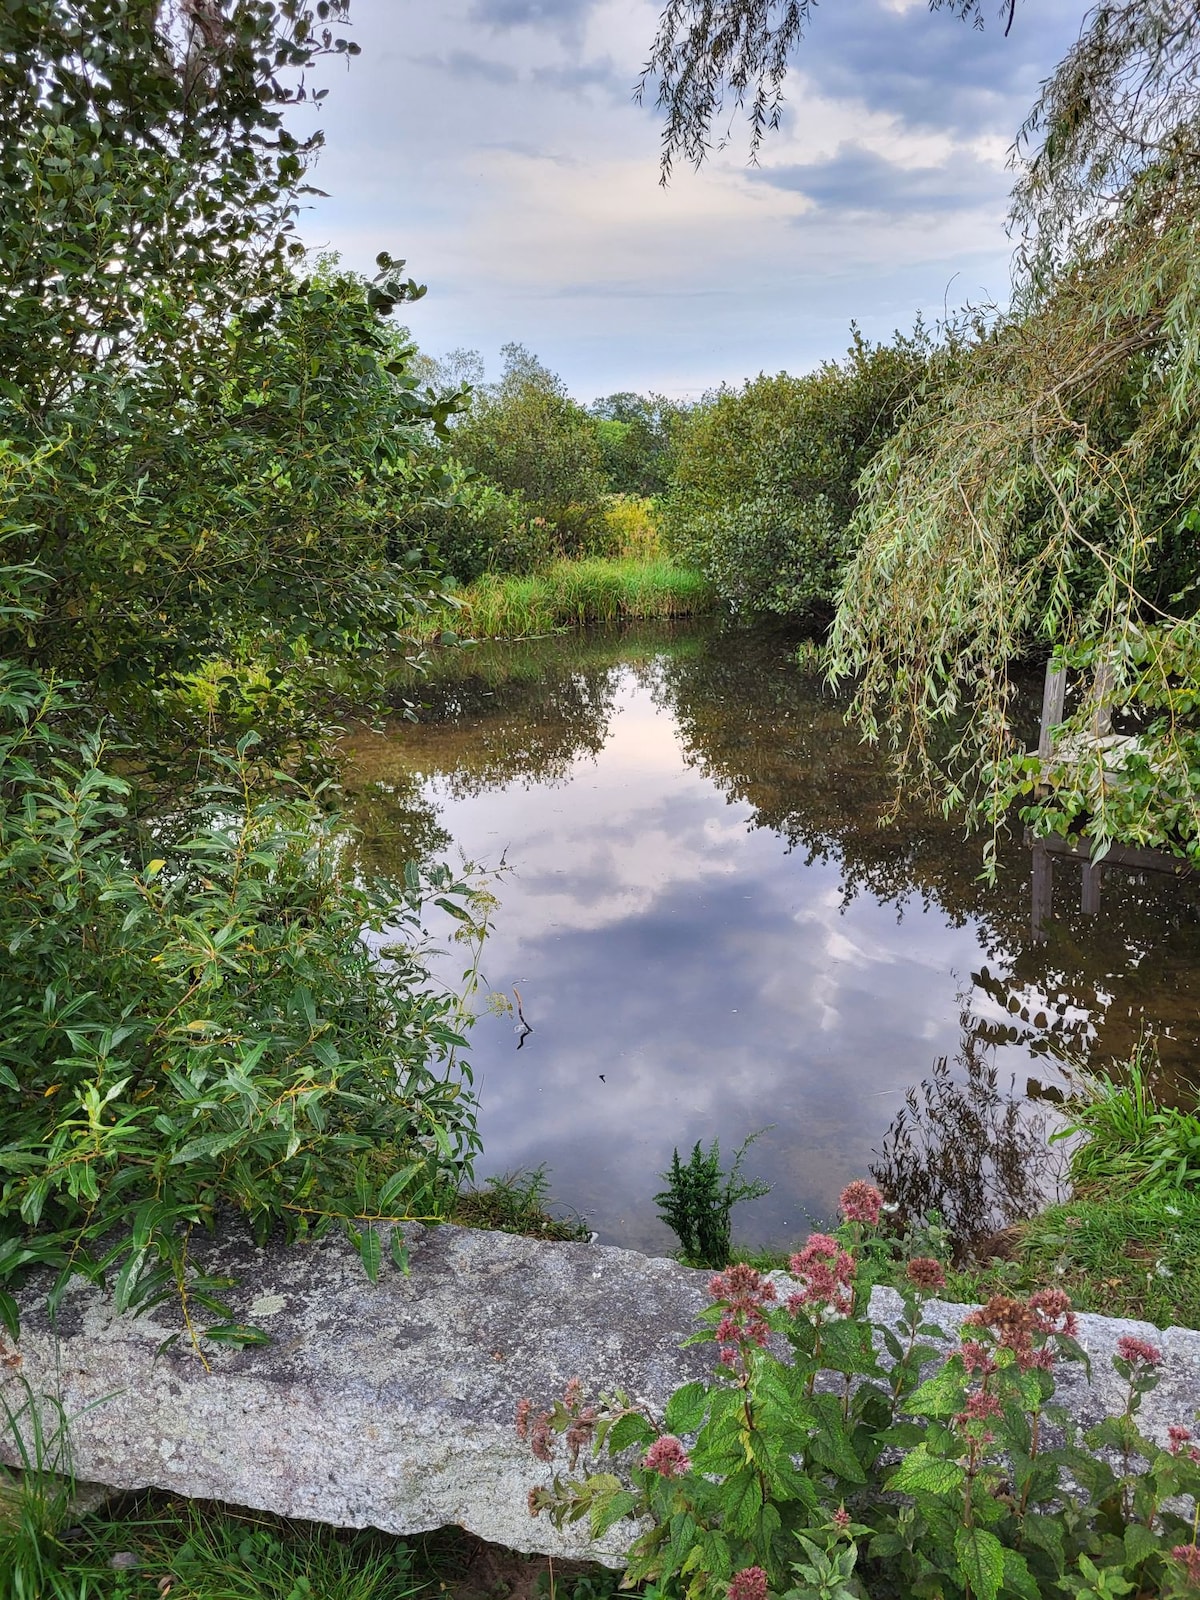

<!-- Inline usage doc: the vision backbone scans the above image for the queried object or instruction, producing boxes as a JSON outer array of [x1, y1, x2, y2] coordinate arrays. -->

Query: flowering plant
[[518, 1182, 1200, 1600]]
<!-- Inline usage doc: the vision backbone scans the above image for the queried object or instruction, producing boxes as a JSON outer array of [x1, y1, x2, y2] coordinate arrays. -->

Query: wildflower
[[566, 1405, 598, 1468], [960, 1340, 997, 1377], [788, 1234, 856, 1316], [563, 1376, 584, 1408], [515, 1397, 532, 1441], [527, 1487, 542, 1518], [957, 1391, 1003, 1426], [1169, 1424, 1193, 1454], [643, 1434, 692, 1478], [1029, 1287, 1079, 1338], [839, 1180, 884, 1226], [1116, 1335, 1162, 1367], [709, 1263, 776, 1361], [727, 1566, 769, 1600], [530, 1411, 555, 1463], [832, 1506, 851, 1530], [906, 1257, 946, 1293], [1172, 1545, 1200, 1586]]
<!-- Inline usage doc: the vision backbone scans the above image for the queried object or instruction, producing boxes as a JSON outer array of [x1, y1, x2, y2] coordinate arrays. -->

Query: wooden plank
[[1038, 661, 1067, 761], [1031, 840, 1053, 942], [1081, 860, 1103, 915], [1028, 831, 1193, 877]]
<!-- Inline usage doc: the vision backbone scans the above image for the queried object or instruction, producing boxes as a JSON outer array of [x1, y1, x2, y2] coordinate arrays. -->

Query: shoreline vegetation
[[406, 555, 715, 643]]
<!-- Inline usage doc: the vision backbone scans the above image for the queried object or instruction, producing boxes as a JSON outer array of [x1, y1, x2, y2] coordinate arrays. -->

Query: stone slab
[[2, 1226, 1198, 1565]]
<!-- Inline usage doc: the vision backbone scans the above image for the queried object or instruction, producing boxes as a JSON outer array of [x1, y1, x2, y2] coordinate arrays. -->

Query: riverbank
[[407, 557, 714, 642]]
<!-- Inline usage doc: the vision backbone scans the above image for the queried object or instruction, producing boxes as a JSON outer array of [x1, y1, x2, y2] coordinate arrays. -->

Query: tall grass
[[409, 557, 714, 643], [1057, 1046, 1200, 1194]]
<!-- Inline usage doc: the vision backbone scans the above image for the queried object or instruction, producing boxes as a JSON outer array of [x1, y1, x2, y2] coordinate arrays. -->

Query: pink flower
[[839, 1180, 884, 1226], [957, 1390, 1003, 1426], [727, 1566, 769, 1600], [1117, 1336, 1162, 1367], [960, 1340, 997, 1376], [832, 1506, 851, 1530], [709, 1263, 776, 1359], [643, 1434, 692, 1478], [530, 1412, 555, 1463], [1169, 1425, 1193, 1455], [1172, 1545, 1200, 1586], [906, 1257, 946, 1292], [788, 1234, 856, 1316]]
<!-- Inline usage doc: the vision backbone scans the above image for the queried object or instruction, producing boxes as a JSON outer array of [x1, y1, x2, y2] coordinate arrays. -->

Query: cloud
[[756, 142, 1009, 217], [531, 57, 631, 101], [469, 0, 599, 36], [410, 48, 520, 84]]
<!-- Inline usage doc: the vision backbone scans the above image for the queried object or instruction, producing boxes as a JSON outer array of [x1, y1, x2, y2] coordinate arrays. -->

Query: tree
[[589, 392, 688, 497], [661, 328, 929, 618], [450, 343, 608, 554], [827, 2, 1200, 864], [0, 2, 459, 732]]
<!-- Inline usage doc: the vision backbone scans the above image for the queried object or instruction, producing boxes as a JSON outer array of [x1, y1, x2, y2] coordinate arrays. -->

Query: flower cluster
[[727, 1566, 768, 1600], [1116, 1335, 1162, 1368], [788, 1233, 855, 1317], [838, 1179, 883, 1226], [643, 1434, 691, 1478], [514, 1378, 598, 1469], [1173, 1545, 1200, 1586], [709, 1262, 777, 1367], [1169, 1424, 1200, 1464], [906, 1256, 947, 1293], [962, 1293, 1064, 1373]]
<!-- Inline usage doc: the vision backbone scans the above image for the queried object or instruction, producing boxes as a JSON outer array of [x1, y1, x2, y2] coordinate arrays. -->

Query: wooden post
[[1038, 661, 1067, 762], [1089, 658, 1114, 740]]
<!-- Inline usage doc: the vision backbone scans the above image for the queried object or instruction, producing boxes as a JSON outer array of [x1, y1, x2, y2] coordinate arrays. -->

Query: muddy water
[[342, 622, 1200, 1254]]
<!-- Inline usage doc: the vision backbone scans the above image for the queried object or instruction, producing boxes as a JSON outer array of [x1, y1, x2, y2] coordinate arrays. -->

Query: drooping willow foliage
[[639, 0, 1016, 176], [828, 0, 1200, 864]]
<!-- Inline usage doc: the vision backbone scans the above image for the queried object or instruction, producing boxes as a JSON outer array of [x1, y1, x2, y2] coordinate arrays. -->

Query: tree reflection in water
[[870, 1024, 1066, 1255]]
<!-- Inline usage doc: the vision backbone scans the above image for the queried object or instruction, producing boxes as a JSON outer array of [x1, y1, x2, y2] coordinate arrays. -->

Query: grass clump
[[452, 1167, 590, 1243], [410, 557, 714, 642]]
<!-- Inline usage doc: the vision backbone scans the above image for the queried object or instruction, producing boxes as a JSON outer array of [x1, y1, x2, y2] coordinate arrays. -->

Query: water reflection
[[340, 622, 1200, 1252]]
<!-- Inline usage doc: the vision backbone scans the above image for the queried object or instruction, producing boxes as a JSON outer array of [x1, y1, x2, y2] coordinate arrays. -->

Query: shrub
[[661, 329, 929, 619], [0, 567, 481, 1342], [519, 1180, 1200, 1600]]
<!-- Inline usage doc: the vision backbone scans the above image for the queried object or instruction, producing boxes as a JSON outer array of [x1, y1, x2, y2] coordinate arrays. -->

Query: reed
[[407, 557, 714, 642]]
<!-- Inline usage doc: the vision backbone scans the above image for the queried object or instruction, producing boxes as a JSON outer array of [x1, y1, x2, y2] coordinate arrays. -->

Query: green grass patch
[[451, 1167, 591, 1243], [409, 558, 715, 642], [941, 1192, 1200, 1329]]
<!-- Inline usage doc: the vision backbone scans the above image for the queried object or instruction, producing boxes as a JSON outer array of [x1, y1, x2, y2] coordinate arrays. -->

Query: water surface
[[343, 622, 1200, 1254]]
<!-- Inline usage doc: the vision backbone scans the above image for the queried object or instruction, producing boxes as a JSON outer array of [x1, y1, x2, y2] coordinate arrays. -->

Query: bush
[[661, 329, 930, 618], [422, 472, 554, 585], [0, 568, 481, 1341], [519, 1180, 1200, 1600]]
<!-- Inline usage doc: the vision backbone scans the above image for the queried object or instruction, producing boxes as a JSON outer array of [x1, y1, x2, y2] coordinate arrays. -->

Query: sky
[[297, 0, 1088, 401]]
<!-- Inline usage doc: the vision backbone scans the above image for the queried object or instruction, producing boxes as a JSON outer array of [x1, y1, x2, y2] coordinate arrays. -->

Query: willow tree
[[828, 1, 1200, 864]]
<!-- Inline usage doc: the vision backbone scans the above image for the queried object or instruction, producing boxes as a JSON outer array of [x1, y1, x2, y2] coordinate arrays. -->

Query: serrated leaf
[[591, 1488, 638, 1538], [955, 1526, 1004, 1600], [608, 1412, 656, 1453], [1001, 1545, 1040, 1600], [664, 1381, 709, 1435], [886, 1443, 966, 1496]]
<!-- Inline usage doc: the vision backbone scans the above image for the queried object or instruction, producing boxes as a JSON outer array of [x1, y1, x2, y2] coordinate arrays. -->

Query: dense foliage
[[661, 330, 929, 618], [0, 3, 482, 1334], [521, 1183, 1200, 1600], [828, 17, 1200, 861]]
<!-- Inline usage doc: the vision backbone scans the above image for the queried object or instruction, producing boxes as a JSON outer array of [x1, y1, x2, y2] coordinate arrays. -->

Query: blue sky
[[299, 0, 1086, 400]]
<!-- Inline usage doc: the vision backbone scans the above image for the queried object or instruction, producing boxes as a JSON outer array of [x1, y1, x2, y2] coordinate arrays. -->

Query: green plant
[[0, 566, 482, 1341], [1058, 1045, 1200, 1196], [654, 1133, 771, 1269], [0, 1377, 79, 1600], [519, 1179, 1200, 1600], [453, 1167, 590, 1243]]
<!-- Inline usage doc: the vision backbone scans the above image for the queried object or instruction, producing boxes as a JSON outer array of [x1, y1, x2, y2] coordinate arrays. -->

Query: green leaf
[[203, 1324, 272, 1348], [886, 1444, 966, 1496], [955, 1526, 1004, 1600], [607, 1413, 656, 1453], [358, 1227, 382, 1282], [664, 1381, 710, 1435], [1001, 1546, 1040, 1600]]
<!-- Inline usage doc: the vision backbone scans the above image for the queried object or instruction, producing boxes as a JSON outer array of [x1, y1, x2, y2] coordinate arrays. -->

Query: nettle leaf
[[886, 1443, 966, 1497], [608, 1413, 656, 1454], [664, 1381, 710, 1435], [955, 1526, 1005, 1600], [906, 1363, 967, 1418]]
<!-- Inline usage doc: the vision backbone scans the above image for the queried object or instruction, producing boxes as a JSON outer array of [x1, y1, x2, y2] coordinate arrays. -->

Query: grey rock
[[1, 1227, 1198, 1565]]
